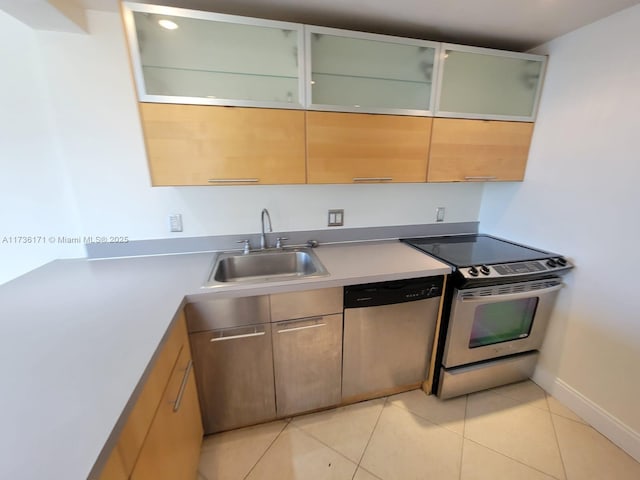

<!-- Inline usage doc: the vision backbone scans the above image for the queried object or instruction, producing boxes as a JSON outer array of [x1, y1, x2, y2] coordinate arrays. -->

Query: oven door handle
[[459, 282, 564, 303]]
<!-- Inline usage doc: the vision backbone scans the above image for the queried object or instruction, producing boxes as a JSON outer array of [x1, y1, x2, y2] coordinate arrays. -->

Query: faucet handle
[[237, 239, 251, 254], [275, 237, 288, 249], [306, 239, 319, 248]]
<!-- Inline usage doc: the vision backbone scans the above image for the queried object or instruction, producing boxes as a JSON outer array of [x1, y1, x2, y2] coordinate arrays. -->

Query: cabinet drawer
[[117, 313, 188, 475], [130, 347, 203, 480], [270, 287, 343, 322]]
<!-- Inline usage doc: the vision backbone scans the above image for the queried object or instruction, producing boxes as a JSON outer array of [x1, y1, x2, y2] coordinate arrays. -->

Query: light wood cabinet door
[[117, 315, 188, 474], [306, 111, 431, 183], [427, 118, 534, 182], [97, 445, 127, 480], [140, 104, 306, 186], [130, 347, 203, 480]]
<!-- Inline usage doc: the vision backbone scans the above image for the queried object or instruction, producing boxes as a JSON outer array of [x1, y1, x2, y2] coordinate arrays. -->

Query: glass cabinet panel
[[437, 45, 546, 120], [307, 27, 438, 114], [123, 4, 304, 107]]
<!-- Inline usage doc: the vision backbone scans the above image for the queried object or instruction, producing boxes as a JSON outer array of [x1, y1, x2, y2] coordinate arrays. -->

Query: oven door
[[442, 278, 563, 368]]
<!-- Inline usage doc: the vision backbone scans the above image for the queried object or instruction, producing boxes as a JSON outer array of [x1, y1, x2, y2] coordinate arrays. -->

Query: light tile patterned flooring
[[197, 381, 640, 480]]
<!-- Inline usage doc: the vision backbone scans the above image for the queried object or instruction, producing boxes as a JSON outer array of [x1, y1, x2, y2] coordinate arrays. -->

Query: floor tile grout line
[[549, 413, 570, 480], [352, 396, 388, 478], [463, 437, 565, 480], [241, 420, 289, 480], [459, 394, 469, 480], [386, 398, 465, 437], [286, 419, 362, 468]]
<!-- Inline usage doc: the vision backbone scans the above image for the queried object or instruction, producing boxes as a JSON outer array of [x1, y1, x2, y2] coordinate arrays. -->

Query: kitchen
[[1, 0, 639, 479]]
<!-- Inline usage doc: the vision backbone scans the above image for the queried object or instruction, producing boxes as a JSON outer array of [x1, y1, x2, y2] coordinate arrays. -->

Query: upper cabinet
[[305, 26, 439, 116], [122, 3, 305, 109], [435, 44, 546, 122]]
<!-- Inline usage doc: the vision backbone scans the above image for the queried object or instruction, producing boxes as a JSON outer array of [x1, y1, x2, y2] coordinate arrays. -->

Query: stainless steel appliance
[[403, 234, 572, 399], [185, 296, 276, 434], [342, 276, 443, 401]]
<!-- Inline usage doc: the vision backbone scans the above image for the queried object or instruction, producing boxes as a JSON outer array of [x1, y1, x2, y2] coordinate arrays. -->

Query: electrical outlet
[[169, 213, 183, 232], [328, 209, 344, 227], [436, 207, 445, 223]]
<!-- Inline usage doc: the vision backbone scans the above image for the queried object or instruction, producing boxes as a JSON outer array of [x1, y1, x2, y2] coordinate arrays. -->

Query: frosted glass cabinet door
[[306, 26, 439, 115], [436, 44, 546, 121], [122, 3, 304, 108]]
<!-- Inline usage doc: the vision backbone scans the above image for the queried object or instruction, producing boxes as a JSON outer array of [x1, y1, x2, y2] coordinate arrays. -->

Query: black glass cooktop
[[402, 234, 555, 268]]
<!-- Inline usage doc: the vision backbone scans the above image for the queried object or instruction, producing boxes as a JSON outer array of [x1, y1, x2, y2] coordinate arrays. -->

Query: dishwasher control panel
[[344, 276, 444, 308]]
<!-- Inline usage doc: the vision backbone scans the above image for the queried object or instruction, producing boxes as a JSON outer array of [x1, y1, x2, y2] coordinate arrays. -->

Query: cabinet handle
[[208, 178, 259, 183], [463, 176, 497, 181], [277, 321, 326, 334], [209, 331, 265, 342], [352, 177, 393, 183], [172, 359, 193, 412]]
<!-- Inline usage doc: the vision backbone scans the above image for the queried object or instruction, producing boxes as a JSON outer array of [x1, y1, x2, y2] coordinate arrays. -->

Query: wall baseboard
[[533, 368, 640, 462]]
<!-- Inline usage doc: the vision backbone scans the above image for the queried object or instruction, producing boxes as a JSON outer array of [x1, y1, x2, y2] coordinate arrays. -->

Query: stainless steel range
[[402, 234, 573, 399]]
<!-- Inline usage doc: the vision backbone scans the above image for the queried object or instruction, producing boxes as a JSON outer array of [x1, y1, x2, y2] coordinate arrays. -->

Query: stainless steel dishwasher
[[342, 276, 444, 401], [185, 296, 276, 434]]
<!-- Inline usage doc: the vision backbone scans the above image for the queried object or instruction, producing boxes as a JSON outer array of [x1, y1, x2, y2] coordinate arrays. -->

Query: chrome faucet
[[260, 208, 272, 250]]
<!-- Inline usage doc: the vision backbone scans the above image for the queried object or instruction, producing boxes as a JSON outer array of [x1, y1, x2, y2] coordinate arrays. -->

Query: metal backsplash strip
[[85, 222, 479, 259]]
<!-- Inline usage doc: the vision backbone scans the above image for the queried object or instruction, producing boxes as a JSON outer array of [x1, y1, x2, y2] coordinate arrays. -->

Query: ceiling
[[84, 0, 640, 50]]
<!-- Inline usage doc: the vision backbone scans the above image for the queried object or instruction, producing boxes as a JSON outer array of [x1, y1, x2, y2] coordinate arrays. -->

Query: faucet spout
[[260, 208, 273, 250]]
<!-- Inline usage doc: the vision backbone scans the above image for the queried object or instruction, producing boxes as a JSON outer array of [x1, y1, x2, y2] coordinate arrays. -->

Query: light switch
[[328, 209, 344, 227], [169, 213, 183, 232]]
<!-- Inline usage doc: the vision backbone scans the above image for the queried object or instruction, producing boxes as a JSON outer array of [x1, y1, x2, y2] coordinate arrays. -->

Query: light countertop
[[0, 240, 449, 480]]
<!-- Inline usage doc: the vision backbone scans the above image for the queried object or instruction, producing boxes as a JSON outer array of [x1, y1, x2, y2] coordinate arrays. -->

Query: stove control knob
[[480, 265, 490, 275], [556, 257, 567, 267], [468, 266, 479, 277], [546, 259, 557, 268]]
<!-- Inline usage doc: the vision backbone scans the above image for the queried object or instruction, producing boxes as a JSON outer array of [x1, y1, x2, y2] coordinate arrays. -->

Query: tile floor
[[197, 380, 640, 480]]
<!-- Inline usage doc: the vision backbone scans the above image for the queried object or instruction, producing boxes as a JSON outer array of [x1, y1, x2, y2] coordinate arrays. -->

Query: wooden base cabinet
[[427, 118, 534, 182], [306, 111, 432, 183], [140, 104, 306, 186], [130, 348, 202, 480], [96, 313, 203, 480]]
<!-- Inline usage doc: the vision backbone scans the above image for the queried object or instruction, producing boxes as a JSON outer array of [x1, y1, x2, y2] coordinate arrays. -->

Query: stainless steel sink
[[205, 247, 329, 285]]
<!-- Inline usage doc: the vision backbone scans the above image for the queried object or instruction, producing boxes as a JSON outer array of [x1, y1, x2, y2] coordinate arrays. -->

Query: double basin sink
[[205, 247, 329, 285]]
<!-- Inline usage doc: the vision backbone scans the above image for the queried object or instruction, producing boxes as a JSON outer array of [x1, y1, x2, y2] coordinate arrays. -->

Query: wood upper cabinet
[[306, 111, 432, 183], [427, 118, 534, 182], [140, 103, 306, 186]]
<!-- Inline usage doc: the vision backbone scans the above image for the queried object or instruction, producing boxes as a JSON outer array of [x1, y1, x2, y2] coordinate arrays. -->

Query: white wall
[[480, 3, 640, 447], [0, 11, 82, 285], [34, 10, 484, 241]]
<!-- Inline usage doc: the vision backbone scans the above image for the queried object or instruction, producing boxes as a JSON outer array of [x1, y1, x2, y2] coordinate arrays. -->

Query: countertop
[[0, 240, 450, 480]]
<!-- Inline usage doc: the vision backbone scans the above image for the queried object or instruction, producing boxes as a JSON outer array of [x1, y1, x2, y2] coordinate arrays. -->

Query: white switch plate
[[169, 213, 183, 232], [436, 207, 445, 222]]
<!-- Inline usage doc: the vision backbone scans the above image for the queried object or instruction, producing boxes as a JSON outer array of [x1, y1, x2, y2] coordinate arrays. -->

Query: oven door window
[[469, 298, 538, 348]]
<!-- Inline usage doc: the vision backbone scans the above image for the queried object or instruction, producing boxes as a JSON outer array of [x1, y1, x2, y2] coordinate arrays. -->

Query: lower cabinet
[[189, 323, 277, 434], [185, 287, 344, 434], [96, 312, 203, 480], [130, 347, 202, 480], [427, 118, 534, 182], [272, 314, 343, 416]]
